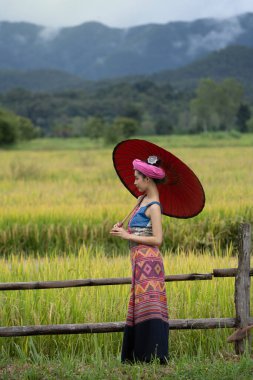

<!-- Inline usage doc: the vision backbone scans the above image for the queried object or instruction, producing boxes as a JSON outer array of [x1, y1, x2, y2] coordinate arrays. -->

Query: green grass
[[0, 354, 253, 380], [1, 248, 252, 359], [4, 137, 105, 151], [2, 131, 253, 152]]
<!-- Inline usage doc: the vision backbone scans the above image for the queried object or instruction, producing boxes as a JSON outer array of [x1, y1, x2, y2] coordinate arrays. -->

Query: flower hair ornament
[[147, 156, 159, 165]]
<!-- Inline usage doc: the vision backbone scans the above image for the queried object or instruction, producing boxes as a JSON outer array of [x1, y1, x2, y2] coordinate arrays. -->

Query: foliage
[[0, 84, 191, 136], [103, 123, 124, 145], [190, 78, 244, 132], [154, 118, 174, 135], [51, 122, 73, 138], [1, 74, 251, 139], [0, 109, 18, 144], [246, 117, 253, 133], [85, 117, 105, 139], [0, 107, 39, 145], [117, 117, 138, 138], [153, 45, 253, 100], [236, 104, 251, 132], [18, 116, 40, 140]]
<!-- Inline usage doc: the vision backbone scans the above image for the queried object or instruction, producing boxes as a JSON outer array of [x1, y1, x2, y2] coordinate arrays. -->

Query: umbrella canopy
[[112, 139, 205, 218]]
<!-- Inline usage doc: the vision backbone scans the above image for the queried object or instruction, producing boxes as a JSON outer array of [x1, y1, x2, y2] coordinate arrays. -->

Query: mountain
[[0, 69, 88, 92], [0, 13, 253, 80], [151, 45, 253, 93], [1, 45, 252, 97]]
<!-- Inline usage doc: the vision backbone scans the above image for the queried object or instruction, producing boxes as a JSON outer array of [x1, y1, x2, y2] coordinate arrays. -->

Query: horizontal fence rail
[[2, 318, 253, 338], [1, 269, 252, 291], [213, 268, 253, 277]]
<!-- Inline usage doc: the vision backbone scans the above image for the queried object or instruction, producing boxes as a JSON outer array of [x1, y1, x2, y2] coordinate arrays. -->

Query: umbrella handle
[[118, 195, 146, 227], [117, 210, 134, 228]]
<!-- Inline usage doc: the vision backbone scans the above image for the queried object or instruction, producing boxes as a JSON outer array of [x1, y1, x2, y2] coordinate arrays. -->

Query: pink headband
[[133, 159, 165, 179]]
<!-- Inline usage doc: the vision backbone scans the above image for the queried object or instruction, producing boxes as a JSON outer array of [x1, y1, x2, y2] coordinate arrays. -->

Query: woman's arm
[[110, 204, 163, 246]]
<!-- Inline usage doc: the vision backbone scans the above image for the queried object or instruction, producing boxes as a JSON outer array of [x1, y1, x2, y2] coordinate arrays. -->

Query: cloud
[[14, 34, 28, 44], [38, 26, 61, 41], [187, 16, 244, 56], [0, 0, 253, 28]]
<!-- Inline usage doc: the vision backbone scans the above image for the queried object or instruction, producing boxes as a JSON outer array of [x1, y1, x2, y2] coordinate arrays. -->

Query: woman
[[110, 156, 169, 364]]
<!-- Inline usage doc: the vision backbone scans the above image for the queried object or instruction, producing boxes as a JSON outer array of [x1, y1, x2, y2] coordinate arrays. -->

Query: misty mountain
[[151, 45, 253, 92], [1, 45, 253, 97], [0, 13, 253, 80], [0, 69, 87, 92]]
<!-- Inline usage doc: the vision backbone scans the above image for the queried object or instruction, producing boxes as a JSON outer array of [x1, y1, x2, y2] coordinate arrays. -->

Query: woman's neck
[[144, 184, 159, 201]]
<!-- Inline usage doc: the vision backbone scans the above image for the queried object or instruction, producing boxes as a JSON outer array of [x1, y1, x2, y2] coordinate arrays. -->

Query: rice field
[[0, 134, 253, 361], [0, 135, 252, 255]]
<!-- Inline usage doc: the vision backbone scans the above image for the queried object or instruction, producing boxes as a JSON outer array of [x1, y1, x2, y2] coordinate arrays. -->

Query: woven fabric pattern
[[126, 244, 169, 326]]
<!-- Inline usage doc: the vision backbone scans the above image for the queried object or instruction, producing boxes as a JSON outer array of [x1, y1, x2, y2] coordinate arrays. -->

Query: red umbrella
[[112, 139, 205, 218]]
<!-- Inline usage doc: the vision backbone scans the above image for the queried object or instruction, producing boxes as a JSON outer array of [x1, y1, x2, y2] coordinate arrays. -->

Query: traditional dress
[[121, 200, 169, 363]]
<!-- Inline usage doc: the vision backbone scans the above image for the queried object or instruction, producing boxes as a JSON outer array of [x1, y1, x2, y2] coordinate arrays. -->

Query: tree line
[[0, 108, 39, 145], [0, 77, 252, 145]]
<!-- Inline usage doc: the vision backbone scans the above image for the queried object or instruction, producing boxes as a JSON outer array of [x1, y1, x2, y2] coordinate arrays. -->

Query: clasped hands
[[110, 222, 130, 240]]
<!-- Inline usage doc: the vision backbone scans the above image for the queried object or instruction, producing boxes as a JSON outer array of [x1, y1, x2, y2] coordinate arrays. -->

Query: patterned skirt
[[121, 244, 169, 363]]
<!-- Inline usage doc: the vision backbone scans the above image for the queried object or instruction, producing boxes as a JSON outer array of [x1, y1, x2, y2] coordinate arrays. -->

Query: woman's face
[[134, 170, 149, 192]]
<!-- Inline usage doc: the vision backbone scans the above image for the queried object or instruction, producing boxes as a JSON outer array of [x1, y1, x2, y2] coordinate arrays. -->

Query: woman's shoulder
[[144, 200, 162, 218], [143, 199, 161, 208], [138, 195, 161, 209]]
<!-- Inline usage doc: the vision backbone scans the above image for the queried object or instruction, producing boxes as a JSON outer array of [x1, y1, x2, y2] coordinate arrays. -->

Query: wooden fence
[[0, 223, 252, 355]]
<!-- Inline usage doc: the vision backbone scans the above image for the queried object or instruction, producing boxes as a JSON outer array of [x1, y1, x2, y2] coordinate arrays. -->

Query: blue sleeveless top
[[129, 201, 162, 228]]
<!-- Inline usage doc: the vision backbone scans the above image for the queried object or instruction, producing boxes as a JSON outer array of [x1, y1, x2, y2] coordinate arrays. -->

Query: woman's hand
[[112, 222, 122, 228], [110, 226, 129, 240]]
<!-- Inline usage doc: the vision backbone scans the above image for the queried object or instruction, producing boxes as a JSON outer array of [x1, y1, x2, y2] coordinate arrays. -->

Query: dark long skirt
[[121, 244, 169, 363]]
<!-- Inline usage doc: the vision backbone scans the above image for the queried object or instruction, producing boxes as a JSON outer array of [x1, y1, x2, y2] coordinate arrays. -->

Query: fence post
[[234, 223, 252, 355]]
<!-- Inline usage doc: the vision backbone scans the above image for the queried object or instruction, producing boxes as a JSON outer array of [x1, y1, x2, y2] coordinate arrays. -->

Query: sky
[[0, 0, 253, 28]]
